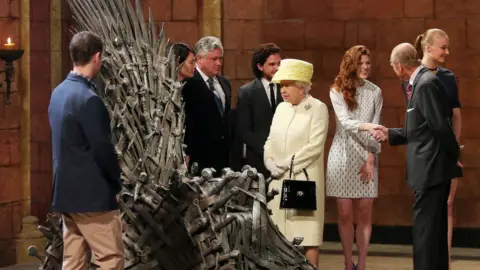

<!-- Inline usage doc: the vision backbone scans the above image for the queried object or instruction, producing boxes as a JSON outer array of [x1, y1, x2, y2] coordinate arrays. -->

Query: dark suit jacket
[[388, 67, 460, 190], [48, 73, 122, 213], [236, 79, 283, 177], [182, 69, 232, 174], [401, 67, 463, 178], [401, 67, 461, 111]]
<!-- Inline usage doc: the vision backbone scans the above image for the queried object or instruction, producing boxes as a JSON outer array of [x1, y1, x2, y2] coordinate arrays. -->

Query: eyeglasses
[[201, 56, 223, 62]]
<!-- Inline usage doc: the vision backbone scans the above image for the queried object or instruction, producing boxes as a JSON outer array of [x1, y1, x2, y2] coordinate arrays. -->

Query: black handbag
[[279, 155, 317, 210]]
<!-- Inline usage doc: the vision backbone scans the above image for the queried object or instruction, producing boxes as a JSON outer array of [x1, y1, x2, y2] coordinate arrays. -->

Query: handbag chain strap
[[289, 155, 310, 181]]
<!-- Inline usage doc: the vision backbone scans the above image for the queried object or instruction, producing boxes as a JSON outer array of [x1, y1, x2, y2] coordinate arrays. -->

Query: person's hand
[[371, 125, 388, 142], [457, 143, 464, 168], [359, 160, 374, 183], [265, 158, 286, 178], [275, 157, 290, 170]]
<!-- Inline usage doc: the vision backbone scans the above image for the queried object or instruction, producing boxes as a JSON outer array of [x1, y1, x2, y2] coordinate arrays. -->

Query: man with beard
[[182, 36, 232, 176], [235, 43, 282, 178]]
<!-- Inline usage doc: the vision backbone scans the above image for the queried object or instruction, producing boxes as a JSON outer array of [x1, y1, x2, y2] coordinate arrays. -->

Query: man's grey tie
[[207, 77, 224, 115]]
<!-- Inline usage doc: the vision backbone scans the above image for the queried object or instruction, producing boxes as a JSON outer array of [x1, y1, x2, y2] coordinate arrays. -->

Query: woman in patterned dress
[[326, 45, 383, 270], [412, 29, 463, 269]]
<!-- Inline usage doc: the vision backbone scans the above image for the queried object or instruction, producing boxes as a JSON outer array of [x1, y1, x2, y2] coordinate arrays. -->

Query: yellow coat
[[264, 95, 329, 246]]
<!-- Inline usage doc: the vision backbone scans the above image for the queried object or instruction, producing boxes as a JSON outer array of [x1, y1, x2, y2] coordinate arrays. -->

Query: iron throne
[[30, 0, 316, 269]]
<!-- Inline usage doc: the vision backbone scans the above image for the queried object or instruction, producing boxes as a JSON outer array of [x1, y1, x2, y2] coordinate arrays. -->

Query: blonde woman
[[264, 59, 329, 268], [411, 28, 463, 269]]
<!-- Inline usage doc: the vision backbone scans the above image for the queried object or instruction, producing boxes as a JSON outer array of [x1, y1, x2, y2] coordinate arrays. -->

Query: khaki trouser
[[62, 210, 125, 270]]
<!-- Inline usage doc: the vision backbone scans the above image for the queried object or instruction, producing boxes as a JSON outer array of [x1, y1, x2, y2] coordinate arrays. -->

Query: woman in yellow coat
[[263, 59, 329, 267]]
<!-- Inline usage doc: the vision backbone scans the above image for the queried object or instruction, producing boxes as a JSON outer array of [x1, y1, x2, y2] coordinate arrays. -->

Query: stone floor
[[2, 243, 479, 270], [319, 254, 480, 269], [318, 242, 480, 269], [3, 258, 480, 270]]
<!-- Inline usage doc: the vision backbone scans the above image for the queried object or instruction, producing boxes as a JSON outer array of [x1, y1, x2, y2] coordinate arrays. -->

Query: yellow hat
[[271, 59, 313, 85]]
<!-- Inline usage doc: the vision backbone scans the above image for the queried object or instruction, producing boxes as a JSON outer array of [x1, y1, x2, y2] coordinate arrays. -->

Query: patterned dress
[[326, 80, 383, 198]]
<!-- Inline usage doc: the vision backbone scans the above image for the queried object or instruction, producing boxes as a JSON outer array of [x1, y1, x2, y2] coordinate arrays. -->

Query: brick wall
[[222, 0, 480, 227], [133, 0, 200, 48], [148, 0, 200, 46], [29, 0, 54, 228], [0, 0, 23, 266]]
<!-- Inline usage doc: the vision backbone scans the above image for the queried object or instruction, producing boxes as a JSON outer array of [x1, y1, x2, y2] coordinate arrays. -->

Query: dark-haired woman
[[174, 42, 195, 169], [173, 42, 195, 81], [326, 45, 383, 270]]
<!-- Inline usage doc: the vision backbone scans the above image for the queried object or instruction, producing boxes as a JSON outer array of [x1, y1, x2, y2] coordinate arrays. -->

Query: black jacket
[[182, 69, 232, 174], [235, 79, 282, 177], [388, 67, 460, 190]]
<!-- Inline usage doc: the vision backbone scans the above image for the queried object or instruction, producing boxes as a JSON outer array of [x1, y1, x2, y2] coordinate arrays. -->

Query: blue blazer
[[48, 73, 122, 213]]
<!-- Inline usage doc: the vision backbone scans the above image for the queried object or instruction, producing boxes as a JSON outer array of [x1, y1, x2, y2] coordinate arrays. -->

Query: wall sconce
[[0, 37, 24, 104]]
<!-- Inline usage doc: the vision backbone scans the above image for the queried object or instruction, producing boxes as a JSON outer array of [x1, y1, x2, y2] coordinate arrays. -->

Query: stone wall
[[0, 0, 23, 266], [222, 0, 480, 227], [29, 0, 55, 230]]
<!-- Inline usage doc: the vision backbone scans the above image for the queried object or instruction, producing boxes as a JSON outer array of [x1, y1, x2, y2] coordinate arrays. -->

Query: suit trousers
[[62, 210, 124, 270], [412, 181, 450, 270]]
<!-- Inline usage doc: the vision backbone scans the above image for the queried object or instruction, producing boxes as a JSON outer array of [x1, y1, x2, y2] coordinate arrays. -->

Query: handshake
[[368, 124, 388, 143]]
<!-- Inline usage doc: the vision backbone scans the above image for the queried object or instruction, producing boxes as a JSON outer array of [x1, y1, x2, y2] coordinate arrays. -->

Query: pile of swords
[[30, 0, 316, 269]]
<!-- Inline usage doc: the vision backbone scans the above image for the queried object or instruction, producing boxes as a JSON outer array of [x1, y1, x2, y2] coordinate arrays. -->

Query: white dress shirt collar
[[260, 77, 277, 101], [197, 67, 216, 83], [409, 65, 423, 86], [261, 77, 273, 88]]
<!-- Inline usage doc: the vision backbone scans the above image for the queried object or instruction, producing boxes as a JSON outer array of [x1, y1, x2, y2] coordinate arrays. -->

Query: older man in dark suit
[[48, 31, 124, 269], [182, 36, 231, 176], [372, 43, 460, 270], [235, 43, 282, 178]]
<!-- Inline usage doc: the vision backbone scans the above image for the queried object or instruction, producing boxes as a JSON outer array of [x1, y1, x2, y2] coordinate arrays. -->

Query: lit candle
[[3, 37, 15, 50]]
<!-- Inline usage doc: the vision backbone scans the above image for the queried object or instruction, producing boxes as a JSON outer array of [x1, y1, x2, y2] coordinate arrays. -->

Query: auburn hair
[[331, 45, 370, 111]]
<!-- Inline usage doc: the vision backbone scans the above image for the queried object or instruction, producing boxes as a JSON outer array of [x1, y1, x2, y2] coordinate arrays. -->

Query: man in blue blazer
[[48, 31, 124, 269]]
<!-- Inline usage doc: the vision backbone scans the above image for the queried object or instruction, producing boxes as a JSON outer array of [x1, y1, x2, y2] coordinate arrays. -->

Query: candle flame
[[7, 37, 12, 44]]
